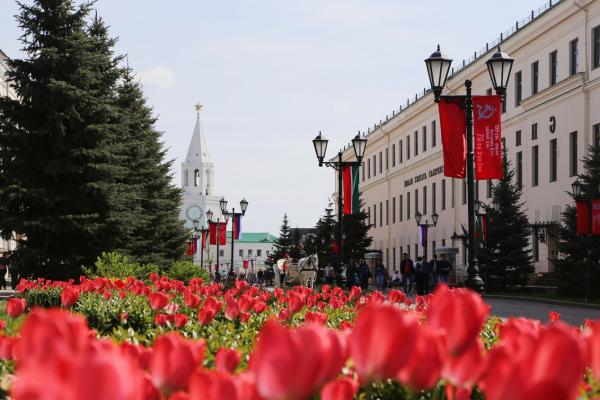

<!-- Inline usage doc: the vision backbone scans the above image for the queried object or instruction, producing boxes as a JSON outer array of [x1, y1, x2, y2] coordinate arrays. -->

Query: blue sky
[[0, 0, 544, 235]]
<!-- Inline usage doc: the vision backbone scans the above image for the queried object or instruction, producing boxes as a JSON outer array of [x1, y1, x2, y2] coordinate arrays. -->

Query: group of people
[[396, 253, 451, 295], [0, 251, 19, 290]]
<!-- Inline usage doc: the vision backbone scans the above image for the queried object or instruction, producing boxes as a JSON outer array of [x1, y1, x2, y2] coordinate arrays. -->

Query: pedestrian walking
[[400, 253, 414, 295], [359, 261, 370, 290], [8, 255, 18, 290], [415, 257, 427, 295], [430, 254, 440, 289], [374, 261, 386, 291], [0, 252, 9, 290], [257, 269, 264, 285], [325, 264, 335, 285], [439, 254, 451, 284]]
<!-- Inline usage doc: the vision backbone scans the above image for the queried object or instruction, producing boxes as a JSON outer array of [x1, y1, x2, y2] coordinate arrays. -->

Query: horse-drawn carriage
[[275, 254, 319, 289]]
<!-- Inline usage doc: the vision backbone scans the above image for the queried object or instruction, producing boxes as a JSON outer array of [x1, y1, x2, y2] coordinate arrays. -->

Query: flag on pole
[[209, 222, 227, 245], [594, 200, 600, 236], [232, 213, 242, 240], [438, 96, 467, 178], [243, 259, 249, 269], [473, 95, 503, 180], [343, 165, 360, 215], [419, 225, 427, 247], [201, 230, 207, 249]]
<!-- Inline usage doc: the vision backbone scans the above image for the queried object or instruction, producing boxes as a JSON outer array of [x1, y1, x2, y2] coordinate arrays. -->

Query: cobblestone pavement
[[484, 297, 600, 326]]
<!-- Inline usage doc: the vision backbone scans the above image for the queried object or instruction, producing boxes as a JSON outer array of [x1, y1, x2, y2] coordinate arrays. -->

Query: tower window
[[194, 169, 200, 186]]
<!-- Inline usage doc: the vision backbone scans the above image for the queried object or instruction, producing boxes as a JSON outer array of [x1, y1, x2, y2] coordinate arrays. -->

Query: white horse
[[297, 254, 319, 288]]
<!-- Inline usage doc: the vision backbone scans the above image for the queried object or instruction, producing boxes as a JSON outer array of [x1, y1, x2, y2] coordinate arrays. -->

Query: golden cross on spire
[[194, 102, 203, 113]]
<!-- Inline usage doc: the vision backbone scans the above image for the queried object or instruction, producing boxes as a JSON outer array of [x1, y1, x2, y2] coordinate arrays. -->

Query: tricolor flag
[[343, 165, 360, 215], [232, 213, 242, 240], [419, 225, 427, 247]]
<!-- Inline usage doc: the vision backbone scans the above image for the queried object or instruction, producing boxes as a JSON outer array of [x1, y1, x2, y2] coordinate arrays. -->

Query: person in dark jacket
[[359, 261, 371, 290], [400, 253, 414, 295]]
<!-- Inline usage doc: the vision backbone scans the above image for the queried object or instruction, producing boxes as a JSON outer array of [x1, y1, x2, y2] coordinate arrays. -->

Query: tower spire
[[185, 102, 210, 164]]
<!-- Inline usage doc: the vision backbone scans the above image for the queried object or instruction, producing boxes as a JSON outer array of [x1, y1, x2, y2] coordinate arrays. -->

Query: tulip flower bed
[[0, 275, 598, 400]]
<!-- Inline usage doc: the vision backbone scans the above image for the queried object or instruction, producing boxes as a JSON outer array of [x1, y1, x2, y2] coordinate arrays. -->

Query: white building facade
[[0, 49, 18, 253], [335, 0, 600, 276]]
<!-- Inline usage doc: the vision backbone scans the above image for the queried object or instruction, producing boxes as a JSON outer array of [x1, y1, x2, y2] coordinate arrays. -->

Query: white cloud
[[138, 66, 176, 89]]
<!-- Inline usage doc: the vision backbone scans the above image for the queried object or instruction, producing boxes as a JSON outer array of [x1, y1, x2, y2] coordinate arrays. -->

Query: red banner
[[576, 201, 589, 235], [243, 260, 249, 269], [209, 222, 227, 245], [593, 200, 600, 236], [201, 231, 207, 249], [185, 240, 196, 256], [473, 95, 503, 180], [438, 96, 466, 178]]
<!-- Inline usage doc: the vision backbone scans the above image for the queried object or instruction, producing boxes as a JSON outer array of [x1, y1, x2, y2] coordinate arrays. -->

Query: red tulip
[[305, 311, 327, 325], [320, 377, 358, 400], [287, 293, 304, 315], [148, 292, 169, 311], [0, 336, 16, 360], [443, 338, 486, 388], [426, 285, 488, 357], [397, 326, 446, 391], [215, 348, 241, 373], [188, 370, 240, 400], [174, 314, 189, 329], [225, 301, 240, 321], [198, 306, 217, 325], [388, 289, 405, 303], [154, 314, 168, 326], [61, 286, 80, 308], [350, 303, 419, 382], [6, 298, 26, 318], [184, 292, 201, 308], [585, 321, 600, 379], [549, 311, 560, 322], [253, 301, 267, 314], [348, 286, 361, 302], [149, 333, 205, 393]]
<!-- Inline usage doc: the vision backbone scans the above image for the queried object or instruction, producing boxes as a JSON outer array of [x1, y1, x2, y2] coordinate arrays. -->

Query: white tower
[[180, 103, 224, 231]]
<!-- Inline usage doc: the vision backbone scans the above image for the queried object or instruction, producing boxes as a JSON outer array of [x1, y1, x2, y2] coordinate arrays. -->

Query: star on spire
[[195, 102, 203, 113]]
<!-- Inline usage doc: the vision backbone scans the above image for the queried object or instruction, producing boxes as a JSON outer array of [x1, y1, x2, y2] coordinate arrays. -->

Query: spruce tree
[[289, 227, 302, 260], [273, 214, 292, 260], [115, 70, 188, 267], [339, 196, 373, 265], [314, 202, 337, 268], [479, 153, 533, 290], [0, 0, 131, 278], [553, 146, 600, 298]]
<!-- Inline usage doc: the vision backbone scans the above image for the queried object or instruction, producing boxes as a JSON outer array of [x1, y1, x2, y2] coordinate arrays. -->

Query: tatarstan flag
[[343, 165, 360, 215]]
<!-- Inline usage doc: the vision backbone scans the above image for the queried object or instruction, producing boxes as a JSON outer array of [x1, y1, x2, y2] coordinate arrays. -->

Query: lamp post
[[415, 211, 439, 260], [199, 225, 209, 271], [220, 197, 249, 274], [424, 45, 514, 292], [192, 218, 200, 265], [313, 132, 367, 276], [206, 209, 228, 275], [571, 179, 600, 302]]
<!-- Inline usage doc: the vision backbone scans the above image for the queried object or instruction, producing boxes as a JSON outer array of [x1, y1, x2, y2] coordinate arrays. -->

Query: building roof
[[226, 232, 277, 243], [184, 104, 210, 165]]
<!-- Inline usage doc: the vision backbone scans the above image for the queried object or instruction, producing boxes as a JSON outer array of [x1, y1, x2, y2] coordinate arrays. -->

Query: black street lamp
[[221, 197, 249, 274], [313, 131, 367, 276], [206, 209, 227, 275], [424, 45, 514, 292], [571, 179, 600, 302], [191, 218, 200, 264], [415, 211, 439, 260]]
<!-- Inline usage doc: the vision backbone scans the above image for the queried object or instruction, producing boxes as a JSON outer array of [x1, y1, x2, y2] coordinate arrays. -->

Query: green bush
[[23, 287, 62, 308], [165, 261, 210, 284], [83, 252, 159, 281]]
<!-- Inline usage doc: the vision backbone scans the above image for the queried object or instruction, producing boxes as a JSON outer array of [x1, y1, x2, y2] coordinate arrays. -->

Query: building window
[[516, 130, 522, 146], [423, 186, 427, 215], [414, 131, 418, 156], [367, 158, 371, 179], [462, 242, 467, 265], [451, 179, 455, 208], [257, 249, 262, 257], [516, 151, 523, 189], [373, 155, 376, 177], [570, 38, 579, 76], [393, 247, 396, 269], [414, 244, 418, 260], [362, 162, 365, 182], [392, 197, 396, 223], [400, 194, 404, 221], [432, 120, 437, 147], [385, 148, 389, 170], [379, 201, 383, 227], [406, 192, 410, 221], [531, 123, 538, 140], [392, 144, 396, 167], [422, 126, 427, 152], [593, 25, 600, 69], [550, 138, 558, 182], [486, 88, 493, 96], [441, 239, 446, 247], [415, 189, 419, 216], [248, 249, 253, 256], [432, 241, 436, 258], [515, 71, 522, 106], [379, 151, 383, 174], [407, 245, 410, 259], [399, 140, 403, 163], [549, 51, 557, 86], [441, 179, 446, 210], [533, 233, 540, 262], [386, 200, 389, 226], [368, 206, 371, 226], [570, 131, 578, 177], [407, 137, 411, 160], [432, 182, 437, 213], [475, 180, 480, 201], [462, 180, 466, 205], [532, 145, 539, 187], [239, 249, 244, 257], [373, 204, 376, 227], [502, 94, 507, 113], [594, 123, 600, 149], [487, 180, 493, 198], [531, 61, 539, 95]]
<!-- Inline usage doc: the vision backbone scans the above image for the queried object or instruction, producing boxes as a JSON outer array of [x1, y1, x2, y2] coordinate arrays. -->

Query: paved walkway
[[484, 297, 600, 326]]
